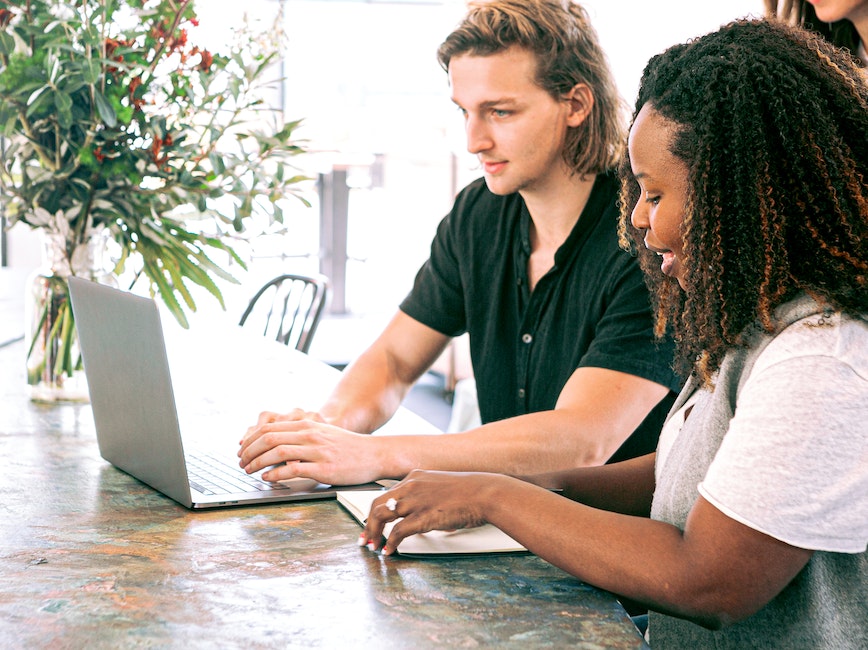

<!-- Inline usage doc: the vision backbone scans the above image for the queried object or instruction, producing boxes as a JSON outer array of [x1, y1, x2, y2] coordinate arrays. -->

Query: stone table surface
[[0, 330, 649, 650]]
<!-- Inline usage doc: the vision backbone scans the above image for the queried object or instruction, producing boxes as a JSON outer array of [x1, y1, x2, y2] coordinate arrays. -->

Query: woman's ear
[[563, 83, 594, 127]]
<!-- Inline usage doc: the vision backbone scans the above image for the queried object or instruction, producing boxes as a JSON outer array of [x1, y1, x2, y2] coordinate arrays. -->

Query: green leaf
[[116, 105, 134, 125], [53, 90, 74, 129], [0, 33, 15, 56], [93, 90, 117, 127], [142, 258, 190, 329], [208, 151, 225, 175], [25, 90, 52, 118], [27, 85, 51, 107], [81, 60, 100, 85]]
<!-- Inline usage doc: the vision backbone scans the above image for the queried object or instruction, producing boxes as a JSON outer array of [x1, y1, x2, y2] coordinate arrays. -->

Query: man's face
[[448, 46, 576, 197]]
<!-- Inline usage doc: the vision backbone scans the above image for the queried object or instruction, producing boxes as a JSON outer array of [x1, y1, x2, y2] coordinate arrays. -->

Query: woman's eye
[[645, 194, 660, 206]]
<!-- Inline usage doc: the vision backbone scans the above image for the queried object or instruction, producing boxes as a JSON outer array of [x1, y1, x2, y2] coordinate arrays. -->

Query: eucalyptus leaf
[[81, 60, 100, 84], [26, 85, 51, 107], [0, 33, 15, 55], [93, 90, 117, 127]]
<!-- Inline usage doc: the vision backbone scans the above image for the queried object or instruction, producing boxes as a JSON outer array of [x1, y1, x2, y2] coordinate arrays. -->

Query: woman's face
[[806, 0, 868, 24], [628, 103, 691, 290]]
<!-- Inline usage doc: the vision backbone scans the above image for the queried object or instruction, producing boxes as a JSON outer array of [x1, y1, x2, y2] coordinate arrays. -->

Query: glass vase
[[24, 229, 116, 402]]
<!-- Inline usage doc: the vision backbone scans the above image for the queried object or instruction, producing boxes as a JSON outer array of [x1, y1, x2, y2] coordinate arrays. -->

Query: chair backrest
[[238, 273, 330, 353]]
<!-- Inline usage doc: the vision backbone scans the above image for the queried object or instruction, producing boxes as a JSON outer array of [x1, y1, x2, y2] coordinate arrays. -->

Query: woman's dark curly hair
[[618, 19, 868, 385]]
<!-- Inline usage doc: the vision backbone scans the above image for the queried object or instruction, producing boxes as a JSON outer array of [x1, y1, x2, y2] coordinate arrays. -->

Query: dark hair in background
[[765, 0, 863, 65], [437, 0, 625, 176], [618, 19, 868, 385]]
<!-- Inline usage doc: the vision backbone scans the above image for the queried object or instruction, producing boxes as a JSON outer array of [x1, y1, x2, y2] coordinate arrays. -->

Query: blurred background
[[1, 0, 762, 373]]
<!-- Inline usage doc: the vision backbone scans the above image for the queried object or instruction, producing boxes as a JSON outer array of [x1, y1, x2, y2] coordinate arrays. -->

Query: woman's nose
[[630, 200, 648, 230]]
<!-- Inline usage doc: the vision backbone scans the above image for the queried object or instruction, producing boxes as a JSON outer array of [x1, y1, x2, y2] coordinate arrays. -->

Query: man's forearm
[[318, 354, 411, 434], [377, 407, 639, 478], [317, 312, 450, 435]]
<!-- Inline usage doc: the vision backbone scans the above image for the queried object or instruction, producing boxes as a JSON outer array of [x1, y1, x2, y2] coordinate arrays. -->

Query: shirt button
[[521, 333, 533, 344], [517, 388, 526, 399]]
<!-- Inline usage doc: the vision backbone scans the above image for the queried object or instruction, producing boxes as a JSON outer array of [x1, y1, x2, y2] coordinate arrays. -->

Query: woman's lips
[[646, 240, 676, 277], [659, 251, 676, 276]]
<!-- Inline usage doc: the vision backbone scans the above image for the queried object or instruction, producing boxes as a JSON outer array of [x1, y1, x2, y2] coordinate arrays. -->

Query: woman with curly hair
[[765, 0, 867, 66], [361, 19, 867, 649]]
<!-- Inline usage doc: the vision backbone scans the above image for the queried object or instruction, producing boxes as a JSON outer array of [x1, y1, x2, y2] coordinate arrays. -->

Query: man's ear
[[563, 83, 594, 127]]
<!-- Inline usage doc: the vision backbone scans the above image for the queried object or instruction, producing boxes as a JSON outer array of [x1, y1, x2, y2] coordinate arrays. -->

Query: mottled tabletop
[[0, 327, 649, 650]]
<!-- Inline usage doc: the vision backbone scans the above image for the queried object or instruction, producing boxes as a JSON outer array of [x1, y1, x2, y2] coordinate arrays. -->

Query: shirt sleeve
[[699, 321, 868, 553], [578, 249, 681, 392], [399, 192, 471, 338]]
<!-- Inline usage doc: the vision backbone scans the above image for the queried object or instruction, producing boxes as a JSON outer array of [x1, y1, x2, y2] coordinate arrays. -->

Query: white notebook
[[336, 489, 527, 556]]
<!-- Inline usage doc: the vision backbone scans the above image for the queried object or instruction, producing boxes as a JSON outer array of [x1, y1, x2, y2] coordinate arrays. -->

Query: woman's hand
[[362, 469, 511, 555]]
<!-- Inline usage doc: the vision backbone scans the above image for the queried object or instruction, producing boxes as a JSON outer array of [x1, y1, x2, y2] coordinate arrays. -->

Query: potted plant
[[0, 0, 310, 400]]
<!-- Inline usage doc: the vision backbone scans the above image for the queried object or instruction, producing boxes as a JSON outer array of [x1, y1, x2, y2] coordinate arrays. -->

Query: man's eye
[[492, 109, 510, 118]]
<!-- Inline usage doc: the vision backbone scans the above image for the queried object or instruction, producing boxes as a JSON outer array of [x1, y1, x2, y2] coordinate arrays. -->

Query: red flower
[[128, 75, 145, 110], [149, 134, 172, 166], [198, 50, 213, 72]]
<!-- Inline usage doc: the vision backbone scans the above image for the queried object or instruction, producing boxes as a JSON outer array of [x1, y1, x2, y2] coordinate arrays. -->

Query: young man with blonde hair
[[239, 0, 681, 485]]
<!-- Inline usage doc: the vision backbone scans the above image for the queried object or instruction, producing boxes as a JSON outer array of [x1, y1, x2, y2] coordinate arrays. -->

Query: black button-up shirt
[[400, 172, 681, 461]]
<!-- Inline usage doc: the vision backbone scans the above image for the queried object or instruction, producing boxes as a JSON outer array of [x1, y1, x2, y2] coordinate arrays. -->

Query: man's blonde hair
[[437, 0, 625, 175]]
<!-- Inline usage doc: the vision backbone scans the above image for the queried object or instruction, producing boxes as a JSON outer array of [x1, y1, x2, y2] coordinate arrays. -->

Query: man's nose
[[465, 116, 493, 154]]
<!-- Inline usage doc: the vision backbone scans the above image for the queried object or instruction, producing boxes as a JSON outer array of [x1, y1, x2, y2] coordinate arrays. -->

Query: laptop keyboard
[[187, 451, 281, 495]]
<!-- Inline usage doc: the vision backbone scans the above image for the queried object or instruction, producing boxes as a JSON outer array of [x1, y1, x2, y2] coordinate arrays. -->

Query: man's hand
[[238, 416, 388, 486], [246, 409, 327, 432]]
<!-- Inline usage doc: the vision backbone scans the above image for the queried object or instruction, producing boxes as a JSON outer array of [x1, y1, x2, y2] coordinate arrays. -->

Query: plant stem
[[147, 0, 193, 76]]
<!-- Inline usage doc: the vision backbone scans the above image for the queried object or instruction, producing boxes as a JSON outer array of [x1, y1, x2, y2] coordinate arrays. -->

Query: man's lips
[[482, 160, 507, 175]]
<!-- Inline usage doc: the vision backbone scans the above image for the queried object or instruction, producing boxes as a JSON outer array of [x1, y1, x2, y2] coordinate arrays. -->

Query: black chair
[[238, 273, 330, 353]]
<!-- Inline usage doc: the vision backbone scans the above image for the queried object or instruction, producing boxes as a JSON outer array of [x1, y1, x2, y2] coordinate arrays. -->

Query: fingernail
[[366, 541, 377, 552], [357, 533, 366, 547]]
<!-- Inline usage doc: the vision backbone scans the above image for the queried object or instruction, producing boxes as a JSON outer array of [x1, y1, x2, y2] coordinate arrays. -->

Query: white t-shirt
[[657, 312, 868, 553]]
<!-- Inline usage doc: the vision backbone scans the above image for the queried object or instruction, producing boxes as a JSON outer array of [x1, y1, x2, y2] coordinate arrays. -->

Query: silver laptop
[[68, 276, 376, 509]]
